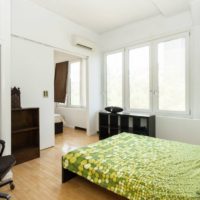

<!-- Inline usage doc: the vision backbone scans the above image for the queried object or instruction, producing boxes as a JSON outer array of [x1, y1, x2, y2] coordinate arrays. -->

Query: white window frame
[[104, 32, 190, 117]]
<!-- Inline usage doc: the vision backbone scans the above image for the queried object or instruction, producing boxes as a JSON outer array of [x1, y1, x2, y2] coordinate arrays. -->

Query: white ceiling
[[30, 0, 193, 33]]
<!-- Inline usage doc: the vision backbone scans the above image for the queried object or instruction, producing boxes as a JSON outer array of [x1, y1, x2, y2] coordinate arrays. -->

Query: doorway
[[53, 50, 88, 137]]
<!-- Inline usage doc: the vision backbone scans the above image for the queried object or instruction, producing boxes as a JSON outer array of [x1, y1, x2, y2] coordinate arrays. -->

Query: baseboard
[[74, 126, 87, 131]]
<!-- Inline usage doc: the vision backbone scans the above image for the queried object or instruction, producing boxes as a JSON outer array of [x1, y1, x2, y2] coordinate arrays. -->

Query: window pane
[[106, 52, 123, 107], [70, 62, 81, 106], [129, 46, 150, 110], [158, 38, 186, 111]]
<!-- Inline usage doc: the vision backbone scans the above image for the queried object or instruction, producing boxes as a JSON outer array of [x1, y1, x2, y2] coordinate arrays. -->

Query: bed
[[54, 114, 64, 134], [62, 133, 200, 199]]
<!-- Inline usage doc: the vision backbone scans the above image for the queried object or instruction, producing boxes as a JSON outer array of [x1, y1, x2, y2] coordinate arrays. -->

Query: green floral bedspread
[[63, 133, 200, 199]]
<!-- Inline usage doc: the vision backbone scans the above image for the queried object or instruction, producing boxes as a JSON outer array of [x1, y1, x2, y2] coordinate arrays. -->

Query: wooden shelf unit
[[11, 108, 40, 164], [99, 111, 155, 140]]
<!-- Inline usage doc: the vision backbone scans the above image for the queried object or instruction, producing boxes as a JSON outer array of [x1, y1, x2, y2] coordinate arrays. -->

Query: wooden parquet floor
[[1, 128, 125, 200]]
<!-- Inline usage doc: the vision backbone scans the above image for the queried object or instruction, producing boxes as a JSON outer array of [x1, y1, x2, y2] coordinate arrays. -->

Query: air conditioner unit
[[72, 35, 95, 51]]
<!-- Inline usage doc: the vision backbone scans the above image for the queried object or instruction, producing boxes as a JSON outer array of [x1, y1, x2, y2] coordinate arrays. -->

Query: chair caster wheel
[[10, 182, 15, 190], [0, 193, 11, 200]]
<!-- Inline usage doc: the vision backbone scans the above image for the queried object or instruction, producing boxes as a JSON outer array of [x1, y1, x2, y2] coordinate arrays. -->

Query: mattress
[[63, 133, 200, 200], [54, 114, 65, 123]]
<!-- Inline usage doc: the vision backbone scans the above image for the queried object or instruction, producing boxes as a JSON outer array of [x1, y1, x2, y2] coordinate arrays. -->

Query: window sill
[[56, 105, 87, 110]]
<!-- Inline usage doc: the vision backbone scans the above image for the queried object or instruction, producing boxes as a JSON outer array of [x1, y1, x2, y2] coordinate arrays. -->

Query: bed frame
[[55, 122, 63, 134], [62, 157, 76, 183]]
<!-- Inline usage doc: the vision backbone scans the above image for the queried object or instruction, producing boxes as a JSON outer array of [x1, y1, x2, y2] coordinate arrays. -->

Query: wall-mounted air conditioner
[[72, 35, 95, 51]]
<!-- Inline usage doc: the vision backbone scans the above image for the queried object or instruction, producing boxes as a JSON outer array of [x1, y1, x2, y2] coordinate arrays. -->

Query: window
[[106, 51, 123, 107], [157, 38, 186, 112], [105, 33, 189, 116], [69, 60, 86, 107], [70, 62, 81, 106], [129, 46, 150, 110], [58, 59, 86, 107]]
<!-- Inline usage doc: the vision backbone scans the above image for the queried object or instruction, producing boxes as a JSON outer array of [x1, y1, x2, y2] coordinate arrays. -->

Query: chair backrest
[[0, 140, 5, 156], [11, 87, 21, 109]]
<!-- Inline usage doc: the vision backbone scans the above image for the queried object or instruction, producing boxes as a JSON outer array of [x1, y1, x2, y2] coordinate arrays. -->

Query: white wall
[[100, 10, 200, 145], [11, 37, 55, 150], [55, 107, 87, 129], [11, 0, 102, 140], [0, 0, 11, 155], [100, 12, 192, 51], [87, 52, 103, 134], [157, 117, 200, 145], [12, 0, 99, 57]]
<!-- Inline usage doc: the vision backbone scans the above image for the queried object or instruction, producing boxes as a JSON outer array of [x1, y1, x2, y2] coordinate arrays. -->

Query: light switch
[[43, 90, 48, 97]]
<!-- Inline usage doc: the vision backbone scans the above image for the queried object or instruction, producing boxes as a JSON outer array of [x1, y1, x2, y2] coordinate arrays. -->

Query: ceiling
[[30, 0, 193, 33]]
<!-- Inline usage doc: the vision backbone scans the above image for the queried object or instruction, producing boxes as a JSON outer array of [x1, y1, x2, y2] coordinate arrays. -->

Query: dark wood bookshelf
[[99, 111, 155, 140], [11, 108, 40, 164]]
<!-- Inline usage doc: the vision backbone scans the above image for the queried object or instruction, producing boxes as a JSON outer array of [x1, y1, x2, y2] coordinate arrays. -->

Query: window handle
[[154, 90, 159, 95], [150, 90, 159, 95]]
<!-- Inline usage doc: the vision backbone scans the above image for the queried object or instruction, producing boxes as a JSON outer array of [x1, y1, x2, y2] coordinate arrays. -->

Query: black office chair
[[0, 140, 16, 200]]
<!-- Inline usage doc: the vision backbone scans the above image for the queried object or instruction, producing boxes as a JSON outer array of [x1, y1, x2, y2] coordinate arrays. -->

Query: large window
[[106, 51, 123, 107], [58, 59, 86, 107], [129, 45, 150, 110], [69, 60, 86, 107], [158, 38, 186, 112], [105, 33, 189, 115]]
